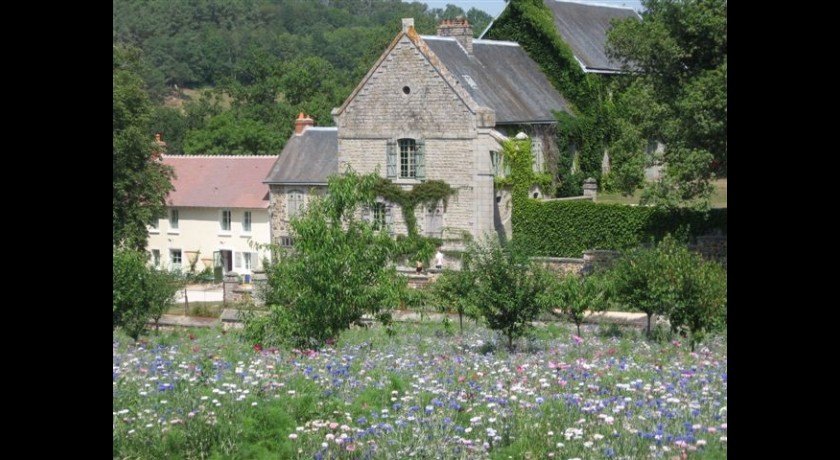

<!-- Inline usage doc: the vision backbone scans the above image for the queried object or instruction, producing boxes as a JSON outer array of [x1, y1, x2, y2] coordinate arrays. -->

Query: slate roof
[[422, 36, 570, 124], [263, 127, 338, 185], [162, 155, 276, 208], [543, 0, 641, 73]]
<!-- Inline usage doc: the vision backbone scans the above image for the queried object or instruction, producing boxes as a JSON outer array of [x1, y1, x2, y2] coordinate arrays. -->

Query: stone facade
[[268, 184, 326, 244], [334, 32, 499, 246]]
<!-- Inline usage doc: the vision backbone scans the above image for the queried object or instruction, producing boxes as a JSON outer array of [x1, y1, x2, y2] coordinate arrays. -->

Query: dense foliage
[[113, 45, 175, 250], [608, 235, 727, 350], [246, 169, 406, 348], [514, 199, 726, 257], [112, 247, 182, 340], [607, 0, 727, 207], [461, 238, 551, 351], [113, 0, 492, 155]]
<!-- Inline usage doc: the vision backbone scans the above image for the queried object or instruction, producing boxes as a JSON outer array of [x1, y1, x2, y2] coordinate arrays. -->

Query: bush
[[541, 271, 610, 337], [250, 169, 406, 349], [465, 238, 551, 351], [113, 247, 182, 340], [607, 235, 727, 350]]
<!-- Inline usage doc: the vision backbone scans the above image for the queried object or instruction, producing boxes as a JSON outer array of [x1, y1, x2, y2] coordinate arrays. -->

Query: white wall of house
[[147, 206, 271, 274]]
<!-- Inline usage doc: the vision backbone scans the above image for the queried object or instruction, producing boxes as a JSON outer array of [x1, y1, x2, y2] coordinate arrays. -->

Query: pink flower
[[329, 422, 339, 430], [346, 444, 356, 452], [572, 335, 583, 344]]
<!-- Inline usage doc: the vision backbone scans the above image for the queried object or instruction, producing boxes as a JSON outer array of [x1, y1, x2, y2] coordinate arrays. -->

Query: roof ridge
[[162, 155, 278, 159]]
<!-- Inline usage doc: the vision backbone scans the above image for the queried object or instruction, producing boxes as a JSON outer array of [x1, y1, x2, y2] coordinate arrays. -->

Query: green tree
[[609, 239, 674, 335], [541, 272, 610, 337], [467, 238, 550, 351], [113, 45, 175, 250], [113, 247, 182, 340], [431, 254, 478, 334], [607, 0, 727, 208], [246, 168, 405, 348]]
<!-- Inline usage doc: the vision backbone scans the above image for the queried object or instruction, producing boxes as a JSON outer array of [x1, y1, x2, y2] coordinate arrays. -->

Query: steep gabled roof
[[263, 127, 338, 185], [162, 155, 276, 209], [544, 0, 641, 74], [423, 36, 569, 124], [333, 21, 480, 119]]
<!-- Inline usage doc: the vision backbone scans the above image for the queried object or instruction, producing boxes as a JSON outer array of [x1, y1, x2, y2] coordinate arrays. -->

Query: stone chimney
[[402, 18, 414, 33], [294, 112, 314, 135], [437, 16, 473, 54]]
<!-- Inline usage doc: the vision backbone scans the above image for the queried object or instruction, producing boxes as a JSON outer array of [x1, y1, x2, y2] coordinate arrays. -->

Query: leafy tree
[[609, 239, 674, 335], [608, 235, 727, 349], [466, 238, 550, 351], [246, 168, 405, 348], [183, 110, 285, 155], [607, 0, 727, 208], [431, 254, 478, 334], [113, 45, 175, 250], [661, 240, 727, 351], [541, 272, 610, 337], [113, 247, 182, 340]]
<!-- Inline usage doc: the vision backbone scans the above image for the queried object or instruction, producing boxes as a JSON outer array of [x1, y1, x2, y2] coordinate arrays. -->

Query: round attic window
[[402, 86, 411, 95]]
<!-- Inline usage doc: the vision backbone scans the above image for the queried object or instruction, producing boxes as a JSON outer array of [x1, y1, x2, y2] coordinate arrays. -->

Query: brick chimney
[[294, 112, 314, 135], [437, 16, 473, 54]]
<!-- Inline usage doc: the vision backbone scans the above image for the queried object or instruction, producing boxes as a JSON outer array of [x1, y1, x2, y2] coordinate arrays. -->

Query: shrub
[[113, 247, 182, 339], [466, 238, 551, 351], [541, 271, 610, 336], [250, 169, 406, 349]]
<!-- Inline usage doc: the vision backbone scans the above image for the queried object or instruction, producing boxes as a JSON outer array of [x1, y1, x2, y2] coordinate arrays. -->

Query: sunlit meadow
[[113, 323, 727, 459]]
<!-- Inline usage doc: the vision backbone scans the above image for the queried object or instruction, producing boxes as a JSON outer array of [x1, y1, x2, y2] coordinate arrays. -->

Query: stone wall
[[223, 271, 268, 306]]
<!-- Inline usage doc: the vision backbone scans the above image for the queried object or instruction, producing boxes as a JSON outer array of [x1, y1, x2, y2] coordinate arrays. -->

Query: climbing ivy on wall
[[373, 178, 457, 263], [507, 136, 726, 257], [486, 0, 622, 194]]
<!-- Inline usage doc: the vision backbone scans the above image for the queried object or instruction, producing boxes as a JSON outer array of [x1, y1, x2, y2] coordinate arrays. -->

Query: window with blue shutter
[[386, 140, 397, 179], [416, 139, 425, 180]]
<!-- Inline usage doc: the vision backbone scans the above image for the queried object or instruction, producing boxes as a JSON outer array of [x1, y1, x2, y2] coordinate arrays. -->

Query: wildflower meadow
[[113, 322, 727, 459]]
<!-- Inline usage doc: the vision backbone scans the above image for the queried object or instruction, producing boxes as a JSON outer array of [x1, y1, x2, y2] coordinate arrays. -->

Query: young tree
[[431, 253, 478, 334], [542, 272, 610, 337], [609, 239, 673, 335], [467, 238, 550, 351], [248, 168, 405, 348], [607, 0, 727, 208], [113, 45, 175, 250], [113, 248, 182, 340]]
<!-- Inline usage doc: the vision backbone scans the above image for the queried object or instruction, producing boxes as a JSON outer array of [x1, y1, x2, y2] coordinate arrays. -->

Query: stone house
[[147, 155, 276, 276], [265, 17, 570, 249]]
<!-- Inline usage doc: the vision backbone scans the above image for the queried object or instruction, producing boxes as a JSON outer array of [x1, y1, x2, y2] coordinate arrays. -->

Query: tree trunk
[[458, 312, 464, 334], [576, 322, 581, 337], [646, 313, 652, 336]]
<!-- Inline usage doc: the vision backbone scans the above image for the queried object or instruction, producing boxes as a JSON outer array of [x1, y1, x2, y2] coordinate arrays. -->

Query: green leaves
[[252, 168, 406, 348]]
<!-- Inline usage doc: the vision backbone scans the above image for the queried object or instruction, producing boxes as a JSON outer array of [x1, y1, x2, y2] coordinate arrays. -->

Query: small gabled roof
[[544, 0, 641, 74], [423, 36, 570, 124], [263, 127, 338, 185], [162, 155, 276, 209]]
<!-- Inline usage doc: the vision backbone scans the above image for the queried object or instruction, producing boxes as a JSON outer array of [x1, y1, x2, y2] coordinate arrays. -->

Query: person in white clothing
[[434, 249, 444, 270]]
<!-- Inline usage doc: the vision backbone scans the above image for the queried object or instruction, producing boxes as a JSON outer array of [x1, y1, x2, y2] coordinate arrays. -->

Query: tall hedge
[[514, 199, 726, 257]]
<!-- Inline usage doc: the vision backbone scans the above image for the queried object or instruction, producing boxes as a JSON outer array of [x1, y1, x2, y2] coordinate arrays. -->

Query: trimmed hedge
[[513, 199, 726, 257]]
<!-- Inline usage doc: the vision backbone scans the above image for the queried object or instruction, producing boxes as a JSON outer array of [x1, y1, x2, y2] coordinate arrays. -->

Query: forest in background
[[113, 0, 493, 155]]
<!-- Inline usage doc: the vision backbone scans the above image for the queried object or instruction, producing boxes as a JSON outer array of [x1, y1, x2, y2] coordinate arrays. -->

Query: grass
[[597, 178, 727, 208], [114, 322, 727, 459]]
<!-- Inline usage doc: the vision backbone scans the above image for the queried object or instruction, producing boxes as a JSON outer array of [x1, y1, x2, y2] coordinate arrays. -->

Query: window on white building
[[151, 249, 160, 268], [220, 209, 232, 232], [425, 203, 444, 238], [170, 249, 182, 271], [169, 209, 179, 230], [243, 211, 252, 233]]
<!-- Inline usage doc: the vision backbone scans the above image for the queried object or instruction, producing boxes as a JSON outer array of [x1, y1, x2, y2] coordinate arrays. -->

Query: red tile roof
[[162, 155, 277, 209]]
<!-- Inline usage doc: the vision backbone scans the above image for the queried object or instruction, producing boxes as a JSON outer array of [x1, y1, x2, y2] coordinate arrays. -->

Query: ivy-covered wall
[[503, 136, 726, 258], [486, 0, 620, 194]]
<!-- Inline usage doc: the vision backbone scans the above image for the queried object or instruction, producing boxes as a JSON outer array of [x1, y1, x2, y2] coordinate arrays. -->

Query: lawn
[[113, 322, 727, 459], [597, 179, 727, 208]]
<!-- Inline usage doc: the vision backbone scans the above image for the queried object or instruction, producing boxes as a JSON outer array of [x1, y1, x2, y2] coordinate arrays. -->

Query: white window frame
[[425, 202, 444, 238], [242, 210, 252, 233], [169, 249, 182, 271], [168, 209, 179, 234], [151, 249, 160, 268], [220, 209, 232, 234], [149, 218, 159, 234]]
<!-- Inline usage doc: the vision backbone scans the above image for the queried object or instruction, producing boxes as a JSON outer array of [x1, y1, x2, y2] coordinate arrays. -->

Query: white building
[[147, 155, 276, 277]]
